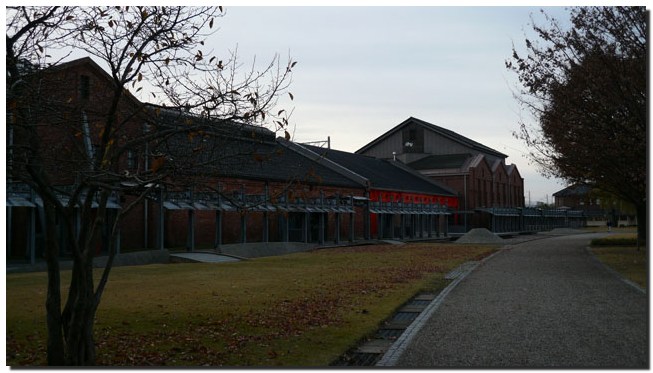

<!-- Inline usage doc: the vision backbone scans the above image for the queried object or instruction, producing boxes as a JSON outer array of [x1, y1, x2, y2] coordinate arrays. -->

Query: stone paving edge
[[375, 248, 506, 367]]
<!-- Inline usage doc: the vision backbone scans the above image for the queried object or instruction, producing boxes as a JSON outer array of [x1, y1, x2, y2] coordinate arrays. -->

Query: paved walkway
[[391, 233, 648, 368], [170, 252, 241, 263]]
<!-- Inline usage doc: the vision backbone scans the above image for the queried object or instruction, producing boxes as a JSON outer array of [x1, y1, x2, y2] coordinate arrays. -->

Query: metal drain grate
[[392, 312, 419, 323], [375, 328, 403, 340], [408, 299, 431, 306], [336, 352, 380, 366], [331, 291, 440, 366]]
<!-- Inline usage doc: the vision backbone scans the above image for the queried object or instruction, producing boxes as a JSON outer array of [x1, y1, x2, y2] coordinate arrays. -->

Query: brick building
[[553, 184, 636, 227], [356, 117, 525, 231], [7, 57, 459, 263], [8, 57, 144, 261], [299, 144, 458, 239]]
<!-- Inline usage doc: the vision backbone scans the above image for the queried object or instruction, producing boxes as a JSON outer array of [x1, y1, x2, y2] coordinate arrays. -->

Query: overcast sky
[[15, 4, 579, 204], [206, 6, 575, 204]]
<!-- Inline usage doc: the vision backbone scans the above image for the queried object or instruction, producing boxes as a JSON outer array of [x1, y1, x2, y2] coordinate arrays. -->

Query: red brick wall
[[116, 178, 367, 249], [12, 60, 144, 186], [426, 164, 525, 210]]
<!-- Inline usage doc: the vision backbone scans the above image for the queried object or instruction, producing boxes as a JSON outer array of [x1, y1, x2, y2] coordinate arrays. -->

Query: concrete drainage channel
[[331, 293, 438, 366], [331, 260, 482, 367], [331, 235, 549, 366]]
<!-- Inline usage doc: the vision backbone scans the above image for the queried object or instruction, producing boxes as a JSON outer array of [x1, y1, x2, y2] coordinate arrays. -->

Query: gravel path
[[393, 233, 648, 368]]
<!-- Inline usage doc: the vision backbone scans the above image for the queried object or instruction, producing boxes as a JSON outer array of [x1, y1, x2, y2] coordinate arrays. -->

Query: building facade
[[7, 57, 461, 263], [356, 117, 525, 231], [553, 184, 637, 227], [299, 143, 458, 239]]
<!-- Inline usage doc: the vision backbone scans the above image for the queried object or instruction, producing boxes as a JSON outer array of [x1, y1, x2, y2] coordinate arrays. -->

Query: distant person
[[607, 220, 612, 232]]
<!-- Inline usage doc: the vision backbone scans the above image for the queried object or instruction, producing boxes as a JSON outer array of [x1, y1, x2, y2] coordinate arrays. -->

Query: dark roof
[[148, 109, 364, 189], [220, 141, 366, 188], [505, 163, 519, 177], [146, 104, 277, 142], [301, 144, 456, 196], [356, 117, 507, 159], [408, 153, 472, 170], [553, 184, 592, 197], [49, 56, 105, 73]]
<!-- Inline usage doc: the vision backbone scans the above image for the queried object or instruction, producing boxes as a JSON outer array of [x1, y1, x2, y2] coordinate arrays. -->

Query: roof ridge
[[306, 143, 455, 196], [356, 117, 507, 159], [466, 153, 485, 169], [387, 160, 457, 196], [43, 56, 143, 110], [408, 117, 507, 158], [279, 141, 369, 187]]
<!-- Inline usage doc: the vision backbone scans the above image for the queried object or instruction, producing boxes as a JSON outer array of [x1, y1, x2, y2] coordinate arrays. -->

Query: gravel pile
[[455, 228, 504, 244]]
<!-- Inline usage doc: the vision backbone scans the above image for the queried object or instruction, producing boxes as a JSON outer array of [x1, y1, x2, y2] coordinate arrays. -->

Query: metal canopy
[[175, 201, 195, 209], [192, 202, 212, 210], [476, 208, 521, 217], [370, 201, 450, 215], [6, 196, 36, 207], [105, 199, 122, 209], [7, 189, 120, 209], [163, 201, 183, 210], [159, 191, 358, 214]]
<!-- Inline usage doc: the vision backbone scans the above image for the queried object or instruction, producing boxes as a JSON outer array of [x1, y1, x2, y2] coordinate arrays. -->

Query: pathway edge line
[[375, 248, 505, 367], [585, 246, 646, 295]]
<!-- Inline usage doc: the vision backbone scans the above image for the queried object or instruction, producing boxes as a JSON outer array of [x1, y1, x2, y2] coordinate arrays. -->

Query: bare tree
[[7, 6, 295, 365]]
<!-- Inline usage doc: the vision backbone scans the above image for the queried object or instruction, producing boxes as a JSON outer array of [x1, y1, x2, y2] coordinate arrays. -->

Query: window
[[127, 150, 137, 169], [402, 126, 424, 153], [80, 75, 90, 100]]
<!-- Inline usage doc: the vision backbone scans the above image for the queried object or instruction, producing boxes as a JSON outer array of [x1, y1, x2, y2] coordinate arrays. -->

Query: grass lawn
[[590, 233, 647, 289], [583, 226, 637, 234], [6, 243, 496, 367]]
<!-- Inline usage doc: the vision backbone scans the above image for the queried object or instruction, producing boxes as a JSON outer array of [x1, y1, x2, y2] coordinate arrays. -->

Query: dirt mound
[[455, 228, 504, 244]]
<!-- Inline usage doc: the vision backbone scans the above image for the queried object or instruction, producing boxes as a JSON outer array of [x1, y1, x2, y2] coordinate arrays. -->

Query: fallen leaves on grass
[[7, 243, 495, 366]]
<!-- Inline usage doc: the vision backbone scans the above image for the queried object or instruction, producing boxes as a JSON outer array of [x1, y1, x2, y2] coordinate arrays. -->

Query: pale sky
[[207, 6, 575, 204], [6, 4, 583, 205]]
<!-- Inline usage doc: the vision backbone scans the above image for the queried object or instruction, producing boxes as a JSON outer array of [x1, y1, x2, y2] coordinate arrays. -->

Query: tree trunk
[[63, 307, 97, 365], [44, 189, 117, 365], [44, 202, 65, 366], [61, 257, 98, 365]]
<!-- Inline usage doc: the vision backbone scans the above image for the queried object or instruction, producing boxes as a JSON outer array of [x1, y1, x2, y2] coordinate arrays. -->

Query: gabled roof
[[553, 184, 592, 197], [49, 56, 106, 74], [146, 104, 277, 142], [408, 153, 472, 170], [155, 117, 365, 189], [505, 164, 522, 179], [467, 153, 488, 169], [279, 139, 369, 187], [388, 160, 458, 196], [300, 144, 456, 197], [490, 159, 506, 173], [222, 141, 366, 188], [44, 57, 142, 108], [505, 164, 516, 176], [356, 117, 507, 159]]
